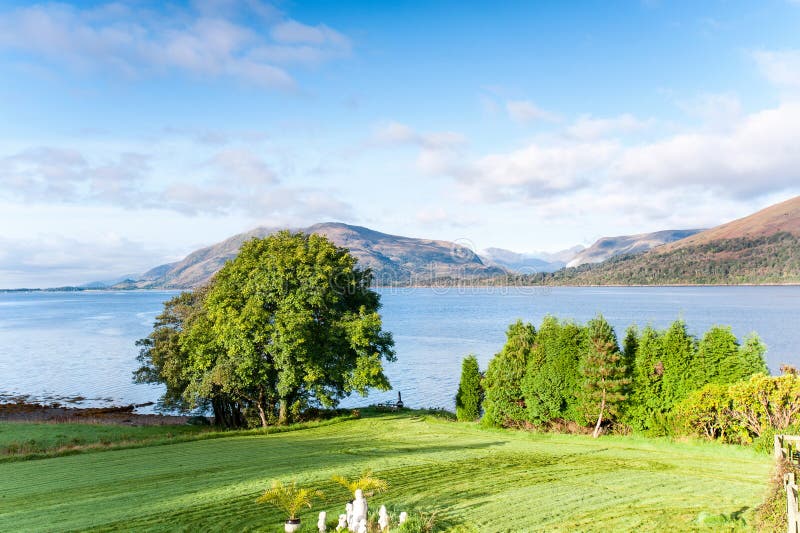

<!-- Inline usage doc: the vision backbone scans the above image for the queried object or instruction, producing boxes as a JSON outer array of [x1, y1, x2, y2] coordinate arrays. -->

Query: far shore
[[0, 401, 196, 426], [3, 282, 800, 293]]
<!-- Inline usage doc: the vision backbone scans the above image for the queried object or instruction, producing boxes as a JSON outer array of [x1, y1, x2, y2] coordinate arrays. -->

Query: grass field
[[0, 422, 210, 460], [0, 412, 772, 532]]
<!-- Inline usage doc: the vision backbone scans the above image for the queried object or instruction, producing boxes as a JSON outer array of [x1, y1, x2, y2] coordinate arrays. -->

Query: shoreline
[[3, 282, 800, 293], [0, 401, 195, 426]]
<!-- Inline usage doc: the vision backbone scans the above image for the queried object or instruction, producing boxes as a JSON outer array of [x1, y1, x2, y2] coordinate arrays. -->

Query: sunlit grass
[[0, 412, 772, 532]]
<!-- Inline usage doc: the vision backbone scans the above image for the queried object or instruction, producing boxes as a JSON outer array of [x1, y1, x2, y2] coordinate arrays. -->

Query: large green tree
[[136, 231, 395, 426]]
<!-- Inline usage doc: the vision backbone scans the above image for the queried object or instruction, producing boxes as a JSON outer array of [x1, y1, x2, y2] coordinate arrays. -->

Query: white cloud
[[373, 122, 465, 150], [0, 2, 352, 88], [429, 101, 800, 206], [0, 234, 177, 288], [0, 148, 148, 205], [676, 93, 742, 130], [505, 100, 559, 124], [615, 101, 800, 197], [372, 122, 466, 175], [461, 140, 618, 201], [566, 113, 653, 140], [209, 149, 277, 186], [270, 20, 350, 47], [752, 49, 800, 89], [0, 144, 352, 220]]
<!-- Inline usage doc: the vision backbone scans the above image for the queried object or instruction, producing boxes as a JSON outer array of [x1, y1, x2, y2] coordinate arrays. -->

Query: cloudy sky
[[2, 0, 800, 287]]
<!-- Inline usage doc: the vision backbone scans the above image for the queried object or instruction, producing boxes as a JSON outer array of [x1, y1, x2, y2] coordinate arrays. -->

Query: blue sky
[[2, 0, 800, 287]]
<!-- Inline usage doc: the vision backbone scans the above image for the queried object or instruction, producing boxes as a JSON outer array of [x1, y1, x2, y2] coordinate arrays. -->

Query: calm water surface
[[1, 287, 798, 412]]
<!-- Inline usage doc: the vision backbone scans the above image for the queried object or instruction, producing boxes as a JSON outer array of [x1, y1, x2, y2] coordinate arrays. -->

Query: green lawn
[[0, 421, 209, 460], [0, 412, 772, 532]]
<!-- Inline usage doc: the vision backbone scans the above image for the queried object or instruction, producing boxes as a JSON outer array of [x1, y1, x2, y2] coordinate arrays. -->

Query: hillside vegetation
[[0, 412, 771, 532], [536, 232, 800, 285]]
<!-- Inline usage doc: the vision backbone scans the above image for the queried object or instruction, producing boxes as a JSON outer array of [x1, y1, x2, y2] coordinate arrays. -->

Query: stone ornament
[[378, 505, 389, 531], [350, 489, 367, 532], [318, 511, 327, 532]]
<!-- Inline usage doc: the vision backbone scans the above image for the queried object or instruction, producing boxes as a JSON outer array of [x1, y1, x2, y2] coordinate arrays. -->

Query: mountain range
[[542, 196, 800, 285], [101, 195, 800, 289], [117, 223, 506, 289]]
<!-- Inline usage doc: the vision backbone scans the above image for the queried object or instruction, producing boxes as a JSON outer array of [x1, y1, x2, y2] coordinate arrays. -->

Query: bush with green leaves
[[481, 320, 535, 427], [521, 316, 585, 425], [675, 372, 800, 447], [455, 355, 482, 421]]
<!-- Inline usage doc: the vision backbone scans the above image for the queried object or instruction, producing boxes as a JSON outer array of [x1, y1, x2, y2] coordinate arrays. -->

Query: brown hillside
[[660, 195, 800, 252]]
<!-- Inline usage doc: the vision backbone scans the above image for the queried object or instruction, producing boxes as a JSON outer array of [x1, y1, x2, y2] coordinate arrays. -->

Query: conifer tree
[[581, 315, 629, 437], [731, 333, 769, 380], [695, 326, 739, 385], [660, 319, 697, 409], [455, 355, 483, 421], [625, 325, 665, 430], [522, 316, 586, 424], [482, 320, 536, 427]]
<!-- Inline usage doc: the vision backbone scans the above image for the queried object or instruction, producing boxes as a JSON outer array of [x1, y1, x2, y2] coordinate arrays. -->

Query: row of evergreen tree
[[455, 315, 768, 435]]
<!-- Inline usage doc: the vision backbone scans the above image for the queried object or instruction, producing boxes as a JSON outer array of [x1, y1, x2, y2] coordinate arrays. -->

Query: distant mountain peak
[[566, 229, 703, 268], [125, 223, 506, 289]]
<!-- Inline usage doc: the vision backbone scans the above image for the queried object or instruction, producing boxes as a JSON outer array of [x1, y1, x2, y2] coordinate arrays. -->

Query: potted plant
[[332, 469, 389, 497], [256, 480, 324, 532]]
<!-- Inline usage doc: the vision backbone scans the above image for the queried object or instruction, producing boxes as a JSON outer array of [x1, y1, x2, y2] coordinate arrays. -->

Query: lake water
[[1, 287, 799, 412]]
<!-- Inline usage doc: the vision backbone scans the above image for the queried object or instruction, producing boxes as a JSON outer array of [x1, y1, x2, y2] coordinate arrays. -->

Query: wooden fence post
[[786, 472, 799, 533]]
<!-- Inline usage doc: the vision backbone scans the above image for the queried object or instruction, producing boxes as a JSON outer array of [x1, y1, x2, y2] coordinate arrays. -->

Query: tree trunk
[[256, 390, 269, 428], [278, 399, 288, 425], [593, 389, 607, 439]]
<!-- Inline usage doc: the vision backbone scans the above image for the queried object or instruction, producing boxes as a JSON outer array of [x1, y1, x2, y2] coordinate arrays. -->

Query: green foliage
[[674, 383, 733, 440], [624, 326, 665, 431], [521, 316, 586, 425], [485, 315, 774, 442], [675, 373, 800, 446], [581, 315, 629, 436], [135, 231, 395, 427], [736, 333, 769, 380], [331, 469, 388, 497], [660, 319, 698, 408], [255, 480, 323, 520], [529, 232, 800, 285], [455, 355, 482, 422], [481, 320, 535, 427]]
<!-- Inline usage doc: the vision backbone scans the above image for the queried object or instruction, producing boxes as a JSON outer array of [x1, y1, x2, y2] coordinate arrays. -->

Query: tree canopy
[[135, 231, 395, 426]]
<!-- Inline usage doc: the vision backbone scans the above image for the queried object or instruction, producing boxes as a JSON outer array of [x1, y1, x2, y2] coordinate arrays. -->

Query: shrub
[[455, 355, 482, 422], [255, 480, 323, 521], [482, 321, 535, 427]]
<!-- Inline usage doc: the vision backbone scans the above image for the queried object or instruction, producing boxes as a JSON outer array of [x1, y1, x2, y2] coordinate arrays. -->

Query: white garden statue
[[378, 505, 390, 531], [345, 502, 354, 531], [351, 489, 368, 532], [318, 511, 327, 532], [399, 511, 408, 524], [337, 514, 347, 531]]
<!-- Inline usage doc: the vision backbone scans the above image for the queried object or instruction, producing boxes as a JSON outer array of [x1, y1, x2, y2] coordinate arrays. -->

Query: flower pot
[[284, 519, 301, 532]]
